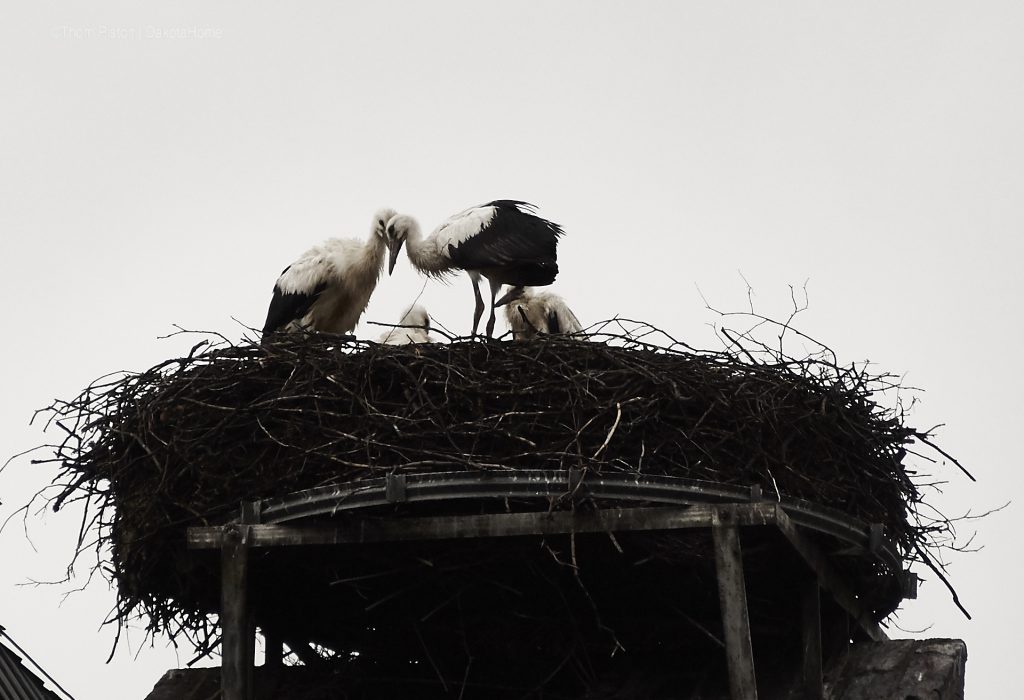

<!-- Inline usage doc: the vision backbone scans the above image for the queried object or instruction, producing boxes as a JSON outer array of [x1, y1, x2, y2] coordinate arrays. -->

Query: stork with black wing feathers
[[384, 200, 564, 337], [261, 208, 396, 342]]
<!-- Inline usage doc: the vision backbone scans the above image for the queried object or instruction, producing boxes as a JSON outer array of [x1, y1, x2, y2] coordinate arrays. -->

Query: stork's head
[[494, 285, 529, 308], [400, 304, 430, 330], [373, 208, 399, 241], [385, 214, 419, 275]]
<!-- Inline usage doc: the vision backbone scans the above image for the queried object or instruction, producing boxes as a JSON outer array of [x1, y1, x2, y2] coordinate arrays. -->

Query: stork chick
[[261, 208, 396, 342], [385, 200, 563, 337], [378, 304, 433, 345], [503, 288, 583, 340]]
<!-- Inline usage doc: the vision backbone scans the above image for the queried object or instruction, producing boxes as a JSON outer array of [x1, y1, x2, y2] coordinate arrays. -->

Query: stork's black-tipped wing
[[261, 265, 327, 341], [444, 201, 564, 286]]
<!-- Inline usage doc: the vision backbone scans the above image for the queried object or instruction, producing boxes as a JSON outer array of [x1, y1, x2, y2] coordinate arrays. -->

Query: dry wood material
[[27, 321, 969, 669], [772, 508, 886, 642], [192, 501, 889, 645], [713, 514, 758, 700], [208, 502, 874, 699], [802, 581, 824, 700], [221, 525, 252, 700]]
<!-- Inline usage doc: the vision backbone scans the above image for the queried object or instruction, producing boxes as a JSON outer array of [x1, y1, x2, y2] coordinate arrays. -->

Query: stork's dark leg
[[470, 274, 485, 337], [485, 278, 502, 338]]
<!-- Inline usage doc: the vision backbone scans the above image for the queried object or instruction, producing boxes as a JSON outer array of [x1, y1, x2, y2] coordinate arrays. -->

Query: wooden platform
[[187, 472, 916, 700]]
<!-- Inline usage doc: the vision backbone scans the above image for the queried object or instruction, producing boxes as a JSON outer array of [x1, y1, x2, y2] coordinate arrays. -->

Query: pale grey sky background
[[1, 2, 1021, 697]]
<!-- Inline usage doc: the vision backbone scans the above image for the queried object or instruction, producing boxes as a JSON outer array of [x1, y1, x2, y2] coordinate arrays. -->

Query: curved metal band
[[249, 470, 903, 575]]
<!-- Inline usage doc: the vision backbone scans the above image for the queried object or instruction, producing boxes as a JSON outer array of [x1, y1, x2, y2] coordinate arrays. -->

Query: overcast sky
[[1, 2, 1021, 698]]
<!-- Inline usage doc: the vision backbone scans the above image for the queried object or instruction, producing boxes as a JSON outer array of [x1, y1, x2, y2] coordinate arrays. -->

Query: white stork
[[502, 288, 583, 340], [384, 200, 564, 337], [261, 208, 397, 342], [378, 304, 433, 345]]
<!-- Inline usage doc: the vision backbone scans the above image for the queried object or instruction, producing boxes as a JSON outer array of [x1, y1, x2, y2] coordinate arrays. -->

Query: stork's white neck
[[344, 227, 388, 287], [404, 220, 451, 275], [367, 230, 388, 268]]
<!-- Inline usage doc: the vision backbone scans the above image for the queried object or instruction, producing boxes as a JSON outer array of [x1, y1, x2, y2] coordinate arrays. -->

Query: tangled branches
[[21, 319, 971, 679]]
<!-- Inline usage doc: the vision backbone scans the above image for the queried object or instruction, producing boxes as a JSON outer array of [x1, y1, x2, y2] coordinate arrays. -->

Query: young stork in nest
[[261, 208, 397, 342], [378, 304, 433, 345], [503, 288, 582, 340], [384, 200, 563, 337]]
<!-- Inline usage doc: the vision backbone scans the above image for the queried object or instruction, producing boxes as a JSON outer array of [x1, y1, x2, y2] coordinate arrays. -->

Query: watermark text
[[52, 25, 224, 41]]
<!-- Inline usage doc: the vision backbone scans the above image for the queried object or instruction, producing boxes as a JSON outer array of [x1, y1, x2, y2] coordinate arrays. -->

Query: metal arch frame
[[239, 469, 905, 578]]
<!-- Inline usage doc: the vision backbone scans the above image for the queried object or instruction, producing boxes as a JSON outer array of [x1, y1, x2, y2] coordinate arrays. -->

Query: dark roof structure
[[825, 638, 967, 700], [0, 625, 66, 700]]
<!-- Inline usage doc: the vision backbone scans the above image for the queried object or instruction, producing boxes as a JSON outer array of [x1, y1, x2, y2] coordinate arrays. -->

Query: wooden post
[[246, 617, 256, 697], [264, 629, 283, 668], [221, 523, 252, 700], [801, 580, 823, 700], [712, 508, 758, 700]]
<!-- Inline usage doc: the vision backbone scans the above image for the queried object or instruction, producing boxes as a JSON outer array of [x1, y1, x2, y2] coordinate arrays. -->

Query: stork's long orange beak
[[387, 239, 405, 276]]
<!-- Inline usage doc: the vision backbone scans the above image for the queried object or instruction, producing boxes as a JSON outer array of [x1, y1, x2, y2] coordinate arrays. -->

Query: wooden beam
[[770, 505, 887, 642], [712, 509, 758, 700], [246, 618, 256, 696], [189, 504, 780, 549], [221, 524, 252, 700], [801, 580, 823, 700], [283, 638, 329, 668], [196, 502, 885, 646], [263, 629, 283, 669]]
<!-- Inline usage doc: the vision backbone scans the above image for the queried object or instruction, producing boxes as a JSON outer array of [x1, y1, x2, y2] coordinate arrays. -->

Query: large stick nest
[[28, 320, 968, 696]]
